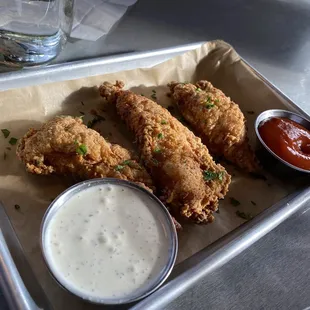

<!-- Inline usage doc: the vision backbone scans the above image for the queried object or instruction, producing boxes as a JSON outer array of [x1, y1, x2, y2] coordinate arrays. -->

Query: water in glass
[[0, 0, 74, 67]]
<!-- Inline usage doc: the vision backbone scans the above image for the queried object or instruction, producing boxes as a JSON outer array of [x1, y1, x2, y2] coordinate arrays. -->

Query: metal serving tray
[[0, 42, 310, 310]]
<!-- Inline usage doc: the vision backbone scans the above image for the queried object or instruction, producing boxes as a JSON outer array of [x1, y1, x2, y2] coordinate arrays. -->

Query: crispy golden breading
[[99, 81, 231, 224], [168, 81, 259, 172], [16, 116, 154, 190]]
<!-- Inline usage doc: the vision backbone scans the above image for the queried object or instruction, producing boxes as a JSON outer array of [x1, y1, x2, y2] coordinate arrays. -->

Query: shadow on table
[[109, 0, 310, 70]]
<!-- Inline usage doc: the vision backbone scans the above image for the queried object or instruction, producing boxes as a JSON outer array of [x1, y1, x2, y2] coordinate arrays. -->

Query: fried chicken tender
[[99, 81, 231, 224], [16, 116, 154, 190], [168, 81, 259, 172]]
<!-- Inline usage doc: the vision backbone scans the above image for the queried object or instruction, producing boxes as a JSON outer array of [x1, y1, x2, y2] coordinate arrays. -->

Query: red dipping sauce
[[258, 117, 310, 170]]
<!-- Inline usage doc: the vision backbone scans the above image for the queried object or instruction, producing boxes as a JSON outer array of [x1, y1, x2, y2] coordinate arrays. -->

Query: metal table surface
[[1, 0, 310, 309]]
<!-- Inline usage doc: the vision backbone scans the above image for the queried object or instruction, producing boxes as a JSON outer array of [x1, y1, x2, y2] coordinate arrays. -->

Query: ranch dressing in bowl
[[41, 179, 177, 304]]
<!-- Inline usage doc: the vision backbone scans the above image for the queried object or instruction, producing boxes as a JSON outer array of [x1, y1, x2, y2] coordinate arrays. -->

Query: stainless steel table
[[1, 0, 310, 309]]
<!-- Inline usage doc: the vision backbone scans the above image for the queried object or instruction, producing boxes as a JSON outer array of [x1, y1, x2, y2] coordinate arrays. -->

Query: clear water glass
[[0, 0, 74, 67]]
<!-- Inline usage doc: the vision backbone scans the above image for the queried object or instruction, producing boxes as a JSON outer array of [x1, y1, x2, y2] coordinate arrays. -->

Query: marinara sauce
[[258, 117, 310, 170]]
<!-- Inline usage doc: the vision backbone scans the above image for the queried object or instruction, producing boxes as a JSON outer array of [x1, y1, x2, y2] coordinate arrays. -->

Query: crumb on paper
[[9, 137, 18, 145], [236, 210, 253, 220], [14, 204, 22, 213], [1, 129, 10, 138], [230, 197, 240, 207]]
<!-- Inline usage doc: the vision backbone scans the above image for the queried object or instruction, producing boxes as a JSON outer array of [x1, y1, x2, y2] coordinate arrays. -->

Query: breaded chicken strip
[[168, 81, 259, 172], [99, 81, 231, 224], [16, 116, 154, 190]]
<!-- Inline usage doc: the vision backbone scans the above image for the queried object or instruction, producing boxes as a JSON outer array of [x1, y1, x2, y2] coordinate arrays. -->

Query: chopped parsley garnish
[[203, 170, 217, 181], [87, 120, 94, 128], [34, 159, 41, 165], [9, 137, 18, 145], [236, 210, 253, 220], [215, 98, 220, 103], [152, 158, 159, 166], [247, 110, 255, 115], [203, 170, 224, 181], [206, 96, 212, 104], [157, 133, 163, 139], [161, 120, 168, 125], [196, 87, 202, 92], [1, 129, 10, 138], [251, 200, 257, 206], [218, 171, 224, 181], [14, 204, 21, 211], [151, 90, 157, 100], [76, 144, 87, 156], [154, 147, 161, 153], [122, 160, 131, 165], [3, 152, 7, 160], [230, 197, 240, 207], [140, 94, 144, 96], [205, 104, 215, 109], [115, 165, 124, 171], [87, 119, 96, 128]]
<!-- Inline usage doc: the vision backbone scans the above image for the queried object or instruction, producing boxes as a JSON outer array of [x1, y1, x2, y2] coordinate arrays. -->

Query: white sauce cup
[[40, 178, 178, 305]]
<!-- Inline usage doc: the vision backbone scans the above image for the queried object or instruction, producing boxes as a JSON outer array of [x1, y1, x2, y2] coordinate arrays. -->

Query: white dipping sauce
[[44, 183, 172, 301]]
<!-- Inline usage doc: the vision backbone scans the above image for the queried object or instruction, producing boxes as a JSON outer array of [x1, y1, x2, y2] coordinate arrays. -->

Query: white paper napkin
[[71, 0, 137, 41]]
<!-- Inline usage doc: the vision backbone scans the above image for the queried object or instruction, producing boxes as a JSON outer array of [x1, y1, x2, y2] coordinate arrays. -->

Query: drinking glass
[[0, 0, 74, 67]]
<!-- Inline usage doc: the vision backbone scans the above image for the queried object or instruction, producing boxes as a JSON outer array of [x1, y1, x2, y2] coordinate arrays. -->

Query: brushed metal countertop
[[1, 0, 310, 309]]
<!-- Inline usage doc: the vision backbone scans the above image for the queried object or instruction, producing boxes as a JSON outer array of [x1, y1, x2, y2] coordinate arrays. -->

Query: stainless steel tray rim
[[1, 41, 310, 310], [0, 42, 206, 91]]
